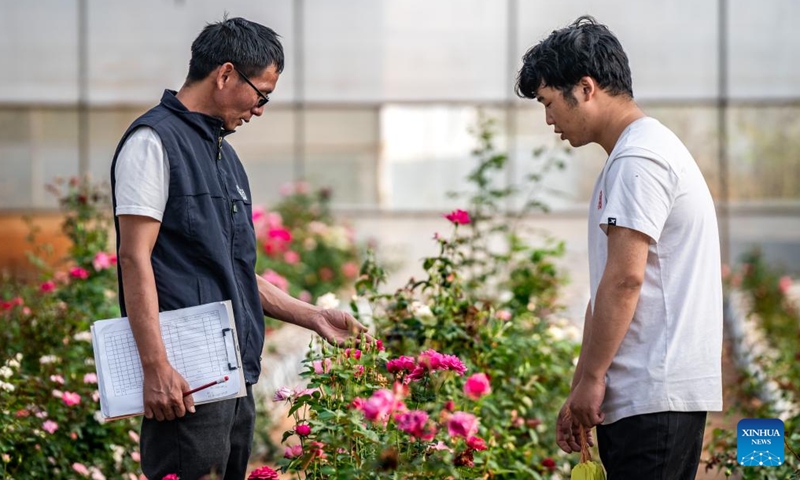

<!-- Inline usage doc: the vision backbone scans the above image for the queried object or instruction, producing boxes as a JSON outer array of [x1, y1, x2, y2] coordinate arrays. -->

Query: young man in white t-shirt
[[516, 16, 722, 478]]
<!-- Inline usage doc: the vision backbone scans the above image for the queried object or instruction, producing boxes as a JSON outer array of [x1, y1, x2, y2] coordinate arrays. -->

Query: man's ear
[[578, 76, 598, 101], [215, 62, 236, 91]]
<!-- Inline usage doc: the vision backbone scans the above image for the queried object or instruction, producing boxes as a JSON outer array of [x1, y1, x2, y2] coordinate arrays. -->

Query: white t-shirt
[[114, 126, 169, 221], [588, 117, 723, 424]]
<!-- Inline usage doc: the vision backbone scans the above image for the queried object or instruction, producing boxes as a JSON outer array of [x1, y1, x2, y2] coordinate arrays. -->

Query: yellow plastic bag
[[570, 422, 606, 480]]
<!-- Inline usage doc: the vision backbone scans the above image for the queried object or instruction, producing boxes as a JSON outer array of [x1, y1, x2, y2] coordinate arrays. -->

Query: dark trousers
[[140, 385, 255, 480], [596, 411, 707, 480]]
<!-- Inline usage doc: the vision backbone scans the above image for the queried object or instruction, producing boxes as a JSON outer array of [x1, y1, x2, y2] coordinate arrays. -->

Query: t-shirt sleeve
[[600, 155, 677, 242], [113, 126, 169, 222]]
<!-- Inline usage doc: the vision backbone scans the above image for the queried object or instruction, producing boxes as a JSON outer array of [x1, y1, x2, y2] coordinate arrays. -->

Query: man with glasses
[[111, 17, 369, 479]]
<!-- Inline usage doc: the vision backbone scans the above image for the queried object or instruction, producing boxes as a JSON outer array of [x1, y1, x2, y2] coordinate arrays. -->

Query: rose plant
[[0, 176, 141, 479], [267, 114, 581, 478], [274, 339, 496, 478]]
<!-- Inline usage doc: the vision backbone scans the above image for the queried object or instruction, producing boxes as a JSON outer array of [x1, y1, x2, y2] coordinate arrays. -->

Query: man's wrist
[[581, 369, 606, 383], [140, 354, 169, 371]]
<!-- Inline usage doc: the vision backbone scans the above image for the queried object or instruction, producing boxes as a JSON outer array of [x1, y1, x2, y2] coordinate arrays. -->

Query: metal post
[[77, 0, 90, 177], [505, 0, 518, 212], [717, 0, 731, 266], [293, 0, 306, 181]]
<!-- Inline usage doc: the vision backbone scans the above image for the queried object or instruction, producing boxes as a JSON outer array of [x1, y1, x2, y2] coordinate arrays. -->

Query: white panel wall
[[1, 0, 799, 105]]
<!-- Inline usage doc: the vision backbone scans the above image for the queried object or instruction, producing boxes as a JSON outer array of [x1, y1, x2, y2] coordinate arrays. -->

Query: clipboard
[[90, 300, 247, 420]]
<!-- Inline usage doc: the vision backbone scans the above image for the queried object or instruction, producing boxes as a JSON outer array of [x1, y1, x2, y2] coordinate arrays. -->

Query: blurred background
[[1, 0, 798, 321]]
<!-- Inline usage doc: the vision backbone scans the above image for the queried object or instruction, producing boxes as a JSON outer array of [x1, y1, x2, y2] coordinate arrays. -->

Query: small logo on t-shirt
[[236, 185, 248, 201], [737, 418, 784, 466], [608, 217, 617, 225], [597, 190, 603, 209]]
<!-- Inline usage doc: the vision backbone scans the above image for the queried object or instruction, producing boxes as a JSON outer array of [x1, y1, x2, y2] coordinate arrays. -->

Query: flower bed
[[705, 250, 800, 477]]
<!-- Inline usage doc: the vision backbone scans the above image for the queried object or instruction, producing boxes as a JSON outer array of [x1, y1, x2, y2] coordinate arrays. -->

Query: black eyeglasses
[[234, 67, 270, 108]]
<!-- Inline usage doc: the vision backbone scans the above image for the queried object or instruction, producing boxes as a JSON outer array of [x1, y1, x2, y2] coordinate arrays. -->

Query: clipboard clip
[[221, 327, 240, 371]]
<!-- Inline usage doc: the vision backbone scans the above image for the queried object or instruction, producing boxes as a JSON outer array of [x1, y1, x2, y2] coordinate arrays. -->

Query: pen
[[183, 375, 229, 397]]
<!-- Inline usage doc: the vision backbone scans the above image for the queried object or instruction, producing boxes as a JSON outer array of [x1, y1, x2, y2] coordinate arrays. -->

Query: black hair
[[515, 15, 633, 102], [187, 16, 284, 82]]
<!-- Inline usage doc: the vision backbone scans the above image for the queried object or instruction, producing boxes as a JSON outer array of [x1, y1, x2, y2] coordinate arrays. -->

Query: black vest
[[111, 90, 264, 384]]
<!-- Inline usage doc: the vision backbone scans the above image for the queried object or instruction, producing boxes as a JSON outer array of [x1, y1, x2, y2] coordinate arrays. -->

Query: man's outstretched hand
[[313, 308, 373, 346]]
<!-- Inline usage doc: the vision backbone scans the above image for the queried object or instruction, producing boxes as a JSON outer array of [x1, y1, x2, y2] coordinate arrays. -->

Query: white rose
[[0, 366, 13, 378], [315, 293, 340, 310], [73, 331, 93, 342], [94, 411, 106, 424], [39, 355, 59, 364], [410, 301, 434, 320]]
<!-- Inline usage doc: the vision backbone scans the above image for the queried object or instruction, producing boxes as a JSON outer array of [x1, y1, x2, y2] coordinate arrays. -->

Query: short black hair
[[515, 15, 633, 101], [187, 16, 284, 82]]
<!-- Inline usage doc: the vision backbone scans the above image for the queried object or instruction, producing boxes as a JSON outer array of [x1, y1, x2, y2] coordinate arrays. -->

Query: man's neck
[[596, 101, 646, 156], [175, 83, 217, 118]]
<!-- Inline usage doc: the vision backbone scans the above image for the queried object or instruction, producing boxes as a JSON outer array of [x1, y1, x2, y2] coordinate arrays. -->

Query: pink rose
[[40, 280, 56, 293], [72, 463, 90, 476], [467, 436, 487, 451], [42, 420, 59, 434], [92, 252, 117, 271], [283, 250, 301, 264], [295, 181, 310, 194], [318, 267, 334, 282], [284, 444, 304, 459], [273, 386, 295, 402], [344, 348, 362, 360], [131, 451, 140, 462], [463, 373, 492, 400], [247, 465, 279, 479], [360, 389, 406, 423], [353, 365, 365, 377], [299, 290, 312, 303], [779, 275, 792, 295], [397, 410, 436, 441], [386, 356, 416, 374], [296, 387, 320, 398], [62, 391, 81, 407], [295, 424, 311, 436], [341, 262, 360, 279], [251, 205, 266, 225], [495, 309, 512, 321], [268, 227, 292, 243], [313, 358, 332, 375], [417, 350, 467, 375], [447, 411, 479, 439], [444, 209, 471, 225], [83, 373, 98, 384], [50, 374, 65, 384], [162, 475, 179, 480], [69, 267, 90, 280]]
